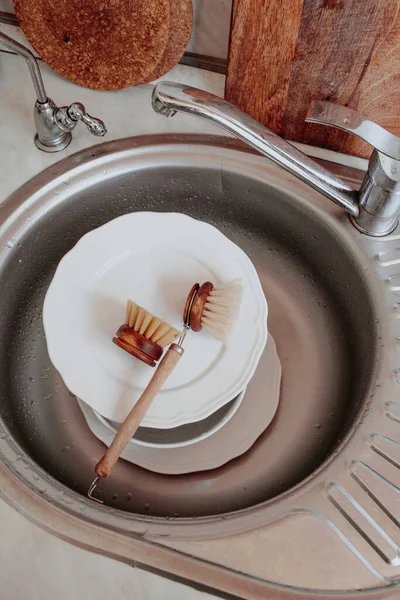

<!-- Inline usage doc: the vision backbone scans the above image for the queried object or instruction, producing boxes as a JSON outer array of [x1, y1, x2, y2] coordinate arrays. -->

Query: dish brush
[[89, 278, 244, 501], [183, 279, 244, 344], [113, 300, 181, 367]]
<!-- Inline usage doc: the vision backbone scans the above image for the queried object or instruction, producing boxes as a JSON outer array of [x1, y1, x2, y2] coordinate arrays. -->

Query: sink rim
[[0, 134, 385, 526], [0, 134, 398, 594]]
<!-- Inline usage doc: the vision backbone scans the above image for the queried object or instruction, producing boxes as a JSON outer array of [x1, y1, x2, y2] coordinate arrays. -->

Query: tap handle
[[306, 101, 400, 161], [68, 103, 107, 136], [55, 102, 107, 137]]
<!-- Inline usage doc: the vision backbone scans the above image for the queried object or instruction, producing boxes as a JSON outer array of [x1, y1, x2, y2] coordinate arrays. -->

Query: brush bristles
[[125, 300, 180, 348], [201, 278, 244, 344]]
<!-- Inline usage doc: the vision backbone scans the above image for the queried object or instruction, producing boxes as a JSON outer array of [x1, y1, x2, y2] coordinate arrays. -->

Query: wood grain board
[[226, 0, 400, 158]]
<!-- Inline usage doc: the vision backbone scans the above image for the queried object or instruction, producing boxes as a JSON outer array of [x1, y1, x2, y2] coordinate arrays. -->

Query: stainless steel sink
[[0, 135, 399, 597]]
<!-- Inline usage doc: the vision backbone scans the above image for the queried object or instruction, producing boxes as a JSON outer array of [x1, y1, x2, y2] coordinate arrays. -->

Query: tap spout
[[152, 82, 359, 218]]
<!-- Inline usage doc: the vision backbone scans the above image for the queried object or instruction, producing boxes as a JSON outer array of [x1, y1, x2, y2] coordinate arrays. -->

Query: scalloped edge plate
[[44, 212, 268, 428], [79, 335, 281, 474]]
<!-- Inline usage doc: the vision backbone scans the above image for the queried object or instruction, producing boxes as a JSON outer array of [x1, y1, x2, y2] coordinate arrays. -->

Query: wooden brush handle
[[95, 344, 183, 478]]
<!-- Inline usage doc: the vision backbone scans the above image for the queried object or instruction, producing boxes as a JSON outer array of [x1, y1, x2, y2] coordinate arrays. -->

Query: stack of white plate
[[44, 213, 282, 475]]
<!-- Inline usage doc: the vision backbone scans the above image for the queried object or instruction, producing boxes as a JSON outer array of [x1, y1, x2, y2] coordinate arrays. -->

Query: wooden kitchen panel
[[226, 0, 400, 158]]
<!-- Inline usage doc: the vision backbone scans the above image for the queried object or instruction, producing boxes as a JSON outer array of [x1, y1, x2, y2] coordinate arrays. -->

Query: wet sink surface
[[3, 134, 400, 596], [0, 135, 379, 529]]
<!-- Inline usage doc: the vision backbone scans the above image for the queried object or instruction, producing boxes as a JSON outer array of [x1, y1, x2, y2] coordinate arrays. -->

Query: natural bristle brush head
[[184, 278, 244, 344], [113, 300, 181, 367]]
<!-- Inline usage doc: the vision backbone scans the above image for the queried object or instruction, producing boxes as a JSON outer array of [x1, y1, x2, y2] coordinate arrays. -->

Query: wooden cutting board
[[14, 0, 172, 90], [226, 0, 400, 158]]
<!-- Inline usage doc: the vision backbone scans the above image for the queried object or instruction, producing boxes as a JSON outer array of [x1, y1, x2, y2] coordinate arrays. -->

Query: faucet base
[[350, 206, 399, 237], [34, 132, 72, 153]]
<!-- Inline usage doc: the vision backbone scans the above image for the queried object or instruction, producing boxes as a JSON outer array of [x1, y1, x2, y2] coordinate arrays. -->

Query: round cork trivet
[[146, 0, 193, 82], [14, 0, 171, 90]]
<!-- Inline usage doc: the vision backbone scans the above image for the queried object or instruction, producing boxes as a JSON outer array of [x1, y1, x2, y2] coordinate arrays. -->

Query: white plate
[[78, 336, 281, 475], [101, 387, 245, 449], [44, 212, 268, 428]]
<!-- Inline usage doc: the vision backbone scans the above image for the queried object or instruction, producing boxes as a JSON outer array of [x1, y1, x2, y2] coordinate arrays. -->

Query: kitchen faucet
[[0, 31, 106, 152], [152, 82, 400, 237]]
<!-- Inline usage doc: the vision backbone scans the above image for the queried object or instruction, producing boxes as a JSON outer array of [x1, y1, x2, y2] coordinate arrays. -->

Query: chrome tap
[[152, 82, 400, 237], [0, 31, 106, 152]]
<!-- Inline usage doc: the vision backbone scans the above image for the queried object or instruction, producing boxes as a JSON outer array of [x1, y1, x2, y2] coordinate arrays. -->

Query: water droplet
[[314, 423, 322, 429], [126, 492, 133, 501], [44, 394, 52, 400], [144, 503, 150, 511], [62, 446, 70, 453], [112, 493, 118, 500]]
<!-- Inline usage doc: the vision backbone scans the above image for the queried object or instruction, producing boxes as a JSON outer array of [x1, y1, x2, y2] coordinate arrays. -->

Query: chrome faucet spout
[[0, 31, 107, 152], [0, 31, 47, 103], [152, 82, 400, 237], [152, 82, 358, 218]]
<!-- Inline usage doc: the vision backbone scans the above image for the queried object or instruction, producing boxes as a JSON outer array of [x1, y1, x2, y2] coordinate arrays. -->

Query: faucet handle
[[55, 102, 107, 137], [306, 101, 400, 161], [307, 100, 400, 236]]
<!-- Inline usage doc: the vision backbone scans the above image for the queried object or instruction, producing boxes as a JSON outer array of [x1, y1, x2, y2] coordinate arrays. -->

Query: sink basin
[[0, 135, 399, 596]]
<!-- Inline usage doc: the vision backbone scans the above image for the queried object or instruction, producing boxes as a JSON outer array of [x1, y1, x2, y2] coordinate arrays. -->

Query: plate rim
[[78, 335, 281, 474], [43, 212, 268, 428], [99, 387, 246, 449]]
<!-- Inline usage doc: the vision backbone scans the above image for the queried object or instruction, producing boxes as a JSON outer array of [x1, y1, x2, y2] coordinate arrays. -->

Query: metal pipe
[[0, 31, 47, 103]]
